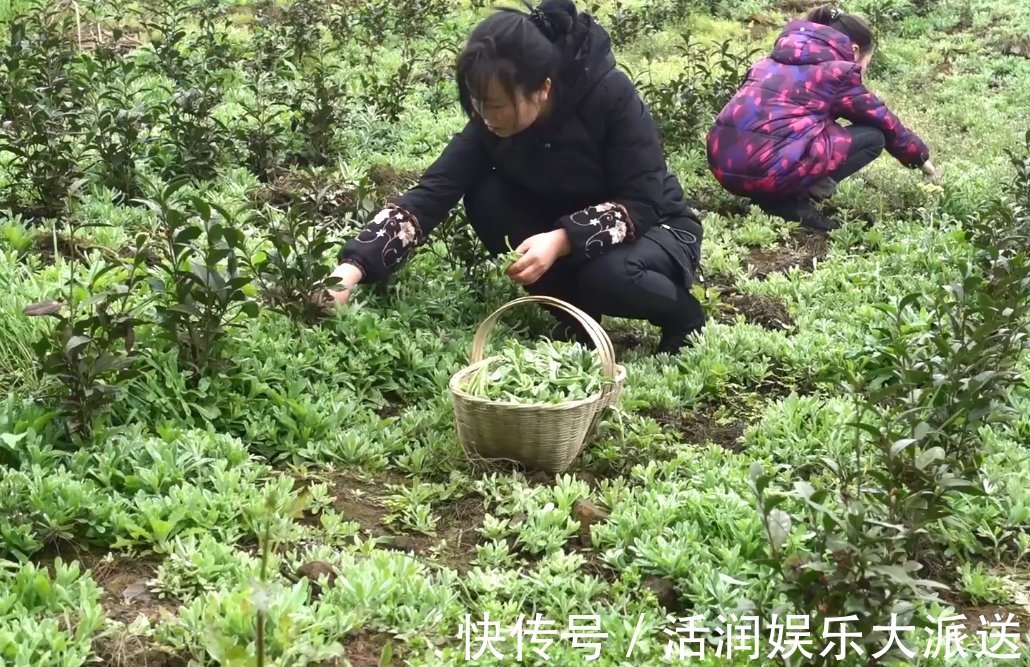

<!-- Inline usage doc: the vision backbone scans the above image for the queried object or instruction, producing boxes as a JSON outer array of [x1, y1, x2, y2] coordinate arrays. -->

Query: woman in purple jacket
[[706, 6, 939, 231]]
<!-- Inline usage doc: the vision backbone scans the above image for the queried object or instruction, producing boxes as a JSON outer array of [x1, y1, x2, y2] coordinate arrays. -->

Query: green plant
[[633, 37, 760, 151], [188, 0, 235, 76], [749, 458, 944, 664], [383, 479, 465, 536], [358, 43, 419, 124], [475, 539, 515, 569], [138, 0, 191, 85], [1002, 128, 1030, 220], [390, 0, 450, 39], [690, 283, 733, 320], [141, 178, 259, 384], [958, 562, 1011, 604], [348, 0, 447, 121], [157, 477, 319, 665], [851, 0, 914, 33], [322, 5, 356, 52], [1, 216, 37, 259], [851, 144, 1030, 554], [249, 482, 304, 667], [278, 0, 328, 63], [153, 80, 229, 181], [463, 338, 611, 404], [0, 558, 106, 666], [424, 207, 500, 296], [150, 535, 250, 601], [157, 476, 350, 663], [235, 70, 292, 182], [249, 202, 343, 325], [79, 44, 158, 203], [0, 2, 89, 221], [288, 43, 346, 167], [746, 155, 1030, 663], [850, 270, 1026, 551], [515, 500, 581, 557], [134, 0, 230, 181], [315, 508, 362, 546], [247, 4, 288, 73], [22, 200, 150, 438], [735, 218, 780, 247], [600, 0, 646, 48]]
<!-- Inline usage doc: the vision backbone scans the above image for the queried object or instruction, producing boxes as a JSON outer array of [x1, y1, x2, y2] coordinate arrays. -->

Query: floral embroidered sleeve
[[558, 70, 673, 260], [335, 120, 491, 283], [337, 205, 422, 283], [831, 64, 930, 168], [557, 202, 635, 260]]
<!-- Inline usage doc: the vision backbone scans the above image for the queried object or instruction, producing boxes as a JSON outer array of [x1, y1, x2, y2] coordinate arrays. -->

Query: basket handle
[[470, 296, 617, 379]]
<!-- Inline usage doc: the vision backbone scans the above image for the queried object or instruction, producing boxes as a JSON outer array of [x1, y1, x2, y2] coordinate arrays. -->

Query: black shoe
[[655, 319, 705, 356], [807, 177, 838, 202], [759, 196, 840, 232]]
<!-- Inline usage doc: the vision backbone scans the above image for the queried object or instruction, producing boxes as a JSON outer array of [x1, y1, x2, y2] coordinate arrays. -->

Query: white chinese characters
[[454, 611, 1026, 662]]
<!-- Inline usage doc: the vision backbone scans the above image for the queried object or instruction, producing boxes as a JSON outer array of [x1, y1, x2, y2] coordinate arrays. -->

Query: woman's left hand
[[921, 159, 941, 183], [506, 229, 571, 285]]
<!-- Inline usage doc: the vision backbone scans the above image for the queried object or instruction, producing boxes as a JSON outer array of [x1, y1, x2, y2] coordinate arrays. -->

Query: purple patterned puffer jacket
[[706, 20, 930, 198]]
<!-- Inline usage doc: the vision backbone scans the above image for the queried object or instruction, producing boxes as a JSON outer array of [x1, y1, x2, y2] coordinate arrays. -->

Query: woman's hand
[[506, 230, 571, 285], [324, 262, 364, 306], [921, 159, 941, 183]]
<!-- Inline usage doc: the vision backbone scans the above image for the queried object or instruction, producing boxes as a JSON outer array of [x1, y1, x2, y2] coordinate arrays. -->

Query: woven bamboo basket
[[449, 295, 626, 473]]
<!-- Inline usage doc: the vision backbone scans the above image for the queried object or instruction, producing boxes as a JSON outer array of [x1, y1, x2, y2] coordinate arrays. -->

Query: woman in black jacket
[[328, 0, 706, 354]]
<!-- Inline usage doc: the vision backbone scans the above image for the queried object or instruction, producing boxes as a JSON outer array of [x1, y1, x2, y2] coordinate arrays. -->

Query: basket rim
[[470, 296, 618, 379], [449, 356, 626, 410]]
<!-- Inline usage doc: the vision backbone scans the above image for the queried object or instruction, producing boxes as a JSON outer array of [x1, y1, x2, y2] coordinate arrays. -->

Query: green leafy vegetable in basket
[[463, 338, 611, 404]]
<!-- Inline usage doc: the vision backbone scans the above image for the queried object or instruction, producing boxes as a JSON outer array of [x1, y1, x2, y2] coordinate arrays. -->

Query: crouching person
[[706, 5, 938, 231], [326, 0, 706, 354]]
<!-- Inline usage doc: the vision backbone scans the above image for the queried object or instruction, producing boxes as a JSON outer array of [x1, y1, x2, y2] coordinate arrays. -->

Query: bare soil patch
[[718, 290, 796, 331], [94, 634, 187, 667], [342, 630, 403, 667], [746, 230, 828, 279], [319, 472, 487, 575], [32, 233, 116, 266], [642, 405, 747, 453], [957, 604, 1030, 632], [366, 164, 420, 197]]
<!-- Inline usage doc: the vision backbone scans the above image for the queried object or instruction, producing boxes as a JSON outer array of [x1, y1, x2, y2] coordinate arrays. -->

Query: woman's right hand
[[325, 262, 364, 306]]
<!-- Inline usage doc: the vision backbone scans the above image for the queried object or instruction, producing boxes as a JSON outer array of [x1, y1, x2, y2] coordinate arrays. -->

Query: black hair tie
[[529, 7, 557, 39]]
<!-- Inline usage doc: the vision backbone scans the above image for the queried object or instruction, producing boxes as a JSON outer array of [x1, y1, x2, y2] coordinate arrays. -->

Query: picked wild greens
[[463, 339, 610, 404]]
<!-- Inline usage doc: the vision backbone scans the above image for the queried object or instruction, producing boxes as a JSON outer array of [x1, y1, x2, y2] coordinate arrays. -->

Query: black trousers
[[754, 124, 886, 205], [828, 124, 886, 183], [464, 172, 705, 334]]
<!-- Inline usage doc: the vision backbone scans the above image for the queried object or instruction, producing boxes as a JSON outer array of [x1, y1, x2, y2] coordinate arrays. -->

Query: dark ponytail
[[456, 1, 578, 120], [807, 5, 875, 56], [525, 0, 577, 40]]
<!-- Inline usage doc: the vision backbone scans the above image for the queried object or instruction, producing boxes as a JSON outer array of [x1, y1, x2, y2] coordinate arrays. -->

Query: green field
[[1, 0, 1029, 665]]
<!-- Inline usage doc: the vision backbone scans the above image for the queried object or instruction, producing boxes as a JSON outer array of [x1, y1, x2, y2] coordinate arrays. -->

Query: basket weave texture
[[449, 296, 626, 473]]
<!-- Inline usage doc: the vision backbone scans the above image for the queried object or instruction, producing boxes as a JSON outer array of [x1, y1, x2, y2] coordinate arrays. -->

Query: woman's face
[[473, 76, 552, 138]]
